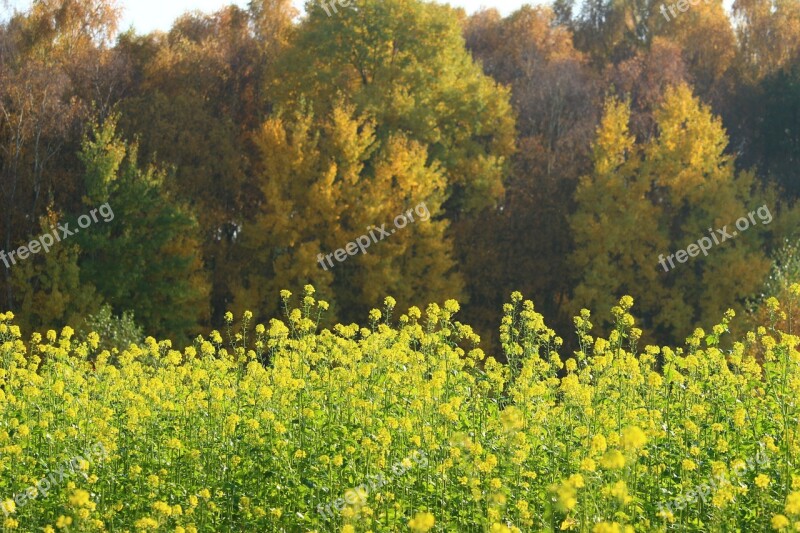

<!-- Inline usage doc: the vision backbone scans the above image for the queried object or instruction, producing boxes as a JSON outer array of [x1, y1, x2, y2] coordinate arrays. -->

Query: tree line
[[1, 0, 799, 349]]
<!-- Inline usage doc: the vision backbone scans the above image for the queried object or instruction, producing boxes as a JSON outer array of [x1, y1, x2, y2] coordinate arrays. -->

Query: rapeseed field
[[1, 285, 800, 532]]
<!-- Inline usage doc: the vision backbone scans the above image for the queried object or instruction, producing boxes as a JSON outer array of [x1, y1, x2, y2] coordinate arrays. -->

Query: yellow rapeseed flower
[[785, 492, 800, 515], [68, 489, 91, 507], [600, 450, 626, 470], [771, 514, 790, 529], [621, 426, 647, 451], [409, 512, 435, 532], [1, 500, 15, 515]]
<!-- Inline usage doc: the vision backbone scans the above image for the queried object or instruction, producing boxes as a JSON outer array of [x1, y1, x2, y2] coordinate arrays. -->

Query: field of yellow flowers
[[1, 285, 800, 532]]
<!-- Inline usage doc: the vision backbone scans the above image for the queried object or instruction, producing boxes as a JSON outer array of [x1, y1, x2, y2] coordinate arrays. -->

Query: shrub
[[78, 304, 144, 354]]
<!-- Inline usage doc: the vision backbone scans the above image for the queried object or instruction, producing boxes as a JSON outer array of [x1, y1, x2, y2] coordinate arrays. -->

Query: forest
[[1, 0, 799, 351]]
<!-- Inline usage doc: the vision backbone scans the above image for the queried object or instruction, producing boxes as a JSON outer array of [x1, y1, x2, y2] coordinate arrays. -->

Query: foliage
[[570, 96, 667, 339], [275, 0, 516, 214], [750, 62, 800, 199], [746, 238, 800, 336], [763, 240, 800, 300], [8, 216, 103, 333], [78, 303, 144, 354], [4, 0, 800, 363], [459, 6, 598, 352], [114, 7, 267, 324], [732, 0, 800, 82], [1, 287, 800, 531], [75, 117, 211, 343], [233, 104, 463, 325], [655, 0, 736, 99], [570, 86, 778, 343]]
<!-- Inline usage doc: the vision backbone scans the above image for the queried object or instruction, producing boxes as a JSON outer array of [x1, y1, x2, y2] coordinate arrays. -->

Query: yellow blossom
[[409, 512, 435, 532], [772, 515, 790, 529]]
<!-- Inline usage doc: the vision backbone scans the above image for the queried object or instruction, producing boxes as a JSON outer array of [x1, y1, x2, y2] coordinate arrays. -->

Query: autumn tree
[[732, 0, 800, 82], [117, 5, 277, 323], [273, 0, 516, 215], [9, 213, 102, 333], [571, 85, 778, 342], [247, 0, 297, 62], [569, 96, 668, 337], [604, 37, 689, 141], [232, 104, 462, 323], [654, 0, 737, 104], [568, 0, 653, 65], [718, 0, 800, 202], [0, 0, 121, 310], [459, 6, 599, 350]]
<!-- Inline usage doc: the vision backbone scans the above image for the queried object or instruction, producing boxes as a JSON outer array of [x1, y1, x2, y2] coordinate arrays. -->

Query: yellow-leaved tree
[[570, 97, 669, 337], [232, 104, 462, 323], [571, 85, 776, 343]]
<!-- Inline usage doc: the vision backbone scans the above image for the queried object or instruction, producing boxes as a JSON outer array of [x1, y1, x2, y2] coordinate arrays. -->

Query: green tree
[[274, 0, 515, 214], [75, 116, 210, 343], [78, 303, 145, 354], [0, 0, 125, 312], [9, 214, 102, 333], [116, 4, 289, 323], [750, 61, 800, 199]]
